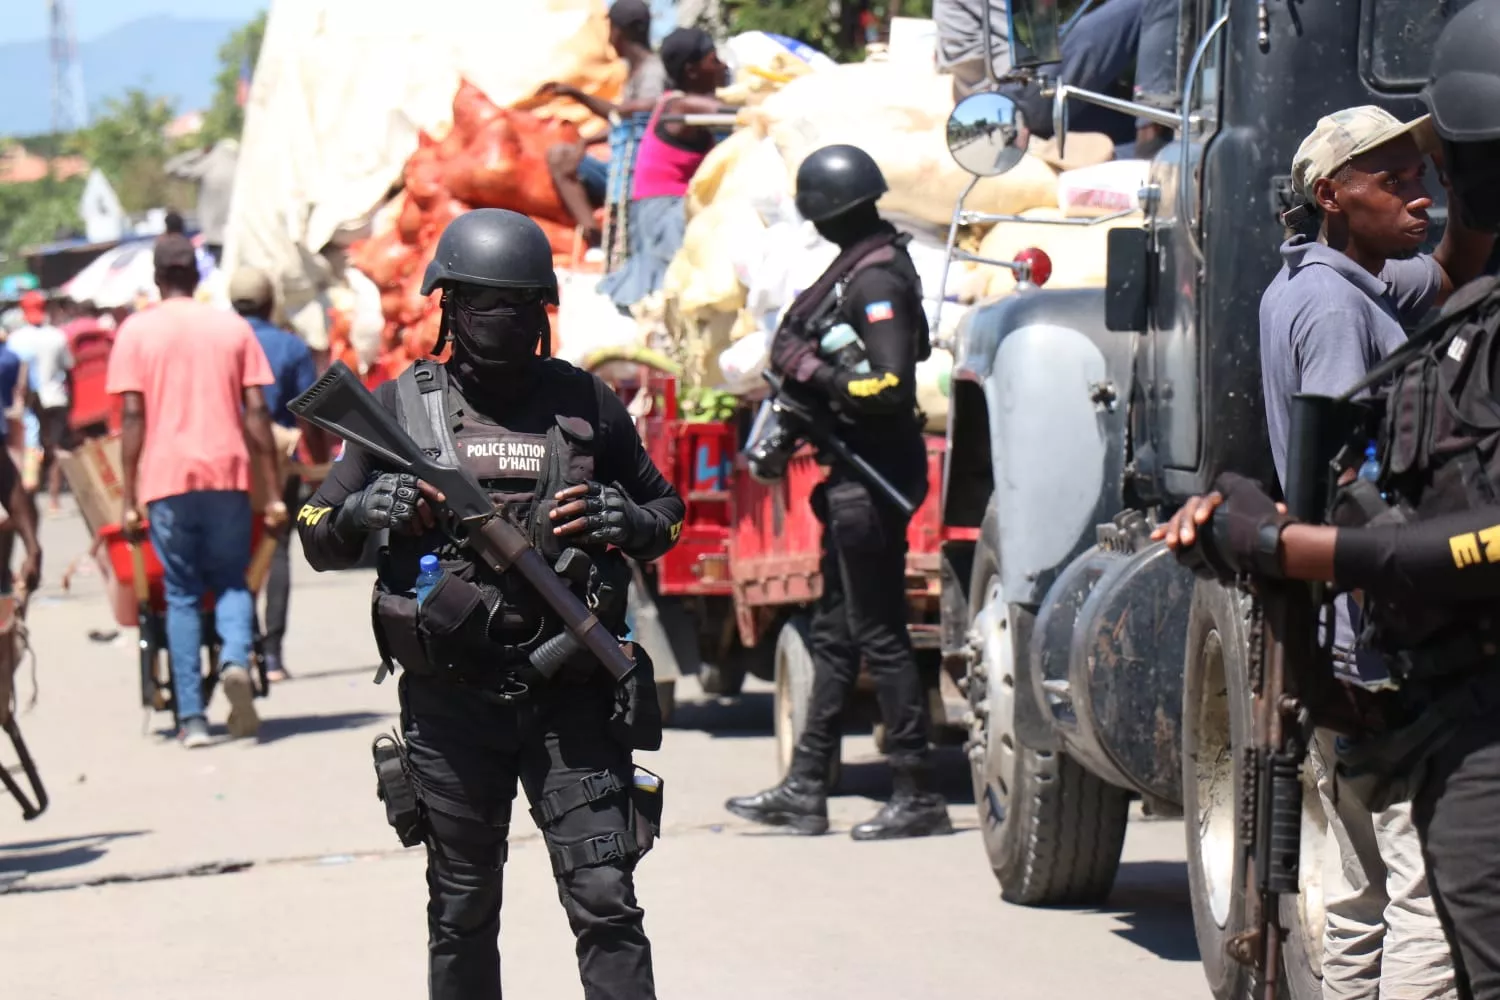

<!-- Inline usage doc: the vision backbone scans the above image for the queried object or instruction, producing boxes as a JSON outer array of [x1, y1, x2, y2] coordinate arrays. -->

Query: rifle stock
[[289, 362, 636, 682]]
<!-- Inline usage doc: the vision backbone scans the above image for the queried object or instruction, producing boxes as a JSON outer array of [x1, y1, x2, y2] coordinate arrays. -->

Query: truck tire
[[773, 615, 841, 790], [968, 502, 1130, 905], [1182, 579, 1325, 1000], [699, 659, 747, 697]]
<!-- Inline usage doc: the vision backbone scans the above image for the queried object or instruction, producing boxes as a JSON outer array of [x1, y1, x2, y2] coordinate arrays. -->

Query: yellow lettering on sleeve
[[1450, 532, 1484, 569], [846, 372, 900, 398], [1479, 524, 1500, 563], [298, 504, 332, 527]]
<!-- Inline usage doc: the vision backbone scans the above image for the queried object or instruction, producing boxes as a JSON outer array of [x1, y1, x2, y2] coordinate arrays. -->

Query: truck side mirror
[[1009, 0, 1063, 69], [945, 92, 1030, 178], [1104, 228, 1151, 332]]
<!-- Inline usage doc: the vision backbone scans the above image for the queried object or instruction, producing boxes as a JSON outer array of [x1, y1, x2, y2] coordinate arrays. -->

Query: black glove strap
[[1254, 519, 1288, 579]]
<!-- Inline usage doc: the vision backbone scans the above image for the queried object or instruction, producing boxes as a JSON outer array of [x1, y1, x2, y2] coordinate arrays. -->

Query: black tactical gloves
[[335, 472, 424, 540], [1192, 472, 1292, 580], [551, 481, 655, 550]]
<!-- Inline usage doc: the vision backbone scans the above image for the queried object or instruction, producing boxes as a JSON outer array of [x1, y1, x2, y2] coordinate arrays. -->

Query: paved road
[[3, 502, 1209, 999]]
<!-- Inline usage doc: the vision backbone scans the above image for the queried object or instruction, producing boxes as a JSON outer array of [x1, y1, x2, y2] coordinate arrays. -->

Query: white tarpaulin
[[223, 0, 618, 332]]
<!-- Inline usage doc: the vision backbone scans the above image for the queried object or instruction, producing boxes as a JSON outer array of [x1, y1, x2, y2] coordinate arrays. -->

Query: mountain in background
[[0, 16, 243, 138]]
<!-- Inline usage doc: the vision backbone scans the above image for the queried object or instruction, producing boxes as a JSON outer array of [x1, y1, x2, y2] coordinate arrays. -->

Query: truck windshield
[[1364, 0, 1482, 91]]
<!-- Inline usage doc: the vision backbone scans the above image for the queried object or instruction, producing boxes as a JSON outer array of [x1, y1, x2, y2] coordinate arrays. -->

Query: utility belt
[[369, 729, 666, 871], [370, 546, 631, 696]]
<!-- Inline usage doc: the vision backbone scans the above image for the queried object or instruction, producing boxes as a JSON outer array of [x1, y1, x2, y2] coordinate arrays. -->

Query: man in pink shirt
[[106, 234, 288, 748]]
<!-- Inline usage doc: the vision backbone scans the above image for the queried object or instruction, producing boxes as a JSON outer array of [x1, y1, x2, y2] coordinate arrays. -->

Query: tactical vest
[[371, 359, 626, 679], [1343, 275, 1500, 670]]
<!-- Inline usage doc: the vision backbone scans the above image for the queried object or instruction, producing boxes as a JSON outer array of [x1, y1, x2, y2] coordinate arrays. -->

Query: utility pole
[[48, 0, 88, 138]]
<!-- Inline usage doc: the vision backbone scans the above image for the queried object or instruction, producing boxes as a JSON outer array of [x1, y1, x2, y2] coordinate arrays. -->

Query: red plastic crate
[[97, 519, 267, 629]]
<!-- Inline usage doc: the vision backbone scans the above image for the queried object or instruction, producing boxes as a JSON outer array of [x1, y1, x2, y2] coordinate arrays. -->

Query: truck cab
[[939, 2, 1470, 997]]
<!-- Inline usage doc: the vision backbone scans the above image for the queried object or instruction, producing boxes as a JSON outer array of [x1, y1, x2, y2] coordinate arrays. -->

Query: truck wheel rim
[[972, 574, 1017, 826], [1196, 628, 1236, 929]]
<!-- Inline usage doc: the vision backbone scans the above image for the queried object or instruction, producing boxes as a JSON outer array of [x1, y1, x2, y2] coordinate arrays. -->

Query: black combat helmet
[[1422, 0, 1500, 232], [1422, 0, 1500, 143], [420, 208, 559, 304], [794, 145, 889, 224]]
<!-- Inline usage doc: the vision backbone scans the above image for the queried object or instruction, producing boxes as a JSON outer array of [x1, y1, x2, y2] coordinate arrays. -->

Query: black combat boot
[[724, 750, 829, 835], [850, 759, 953, 841]]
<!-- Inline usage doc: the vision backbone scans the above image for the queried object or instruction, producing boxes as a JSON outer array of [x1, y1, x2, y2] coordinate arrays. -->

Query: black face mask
[[1444, 139, 1500, 234], [445, 293, 550, 374]]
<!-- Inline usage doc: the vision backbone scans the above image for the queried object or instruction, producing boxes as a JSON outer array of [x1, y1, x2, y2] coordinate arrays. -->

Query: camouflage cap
[[1291, 105, 1432, 200]]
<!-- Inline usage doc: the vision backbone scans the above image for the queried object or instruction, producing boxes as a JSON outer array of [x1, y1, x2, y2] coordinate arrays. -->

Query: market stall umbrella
[[62, 240, 157, 308], [64, 236, 219, 308]]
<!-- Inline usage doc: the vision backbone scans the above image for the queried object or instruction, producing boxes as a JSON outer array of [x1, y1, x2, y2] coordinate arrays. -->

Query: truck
[[937, 2, 1466, 998]]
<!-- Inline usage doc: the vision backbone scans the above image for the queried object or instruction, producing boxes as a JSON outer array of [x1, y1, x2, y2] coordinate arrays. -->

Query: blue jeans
[[578, 154, 610, 205], [147, 490, 254, 722]]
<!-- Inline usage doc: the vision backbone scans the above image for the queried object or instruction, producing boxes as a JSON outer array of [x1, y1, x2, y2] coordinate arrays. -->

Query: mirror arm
[[959, 207, 1135, 227], [1054, 84, 1183, 160], [952, 249, 1028, 274], [934, 174, 982, 351]]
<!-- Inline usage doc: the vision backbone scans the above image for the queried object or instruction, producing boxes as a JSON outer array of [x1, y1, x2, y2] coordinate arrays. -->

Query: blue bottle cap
[[1365, 443, 1377, 459], [419, 555, 440, 574]]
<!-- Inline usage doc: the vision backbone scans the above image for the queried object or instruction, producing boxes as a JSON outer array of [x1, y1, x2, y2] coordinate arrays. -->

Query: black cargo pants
[[400, 673, 655, 1000], [797, 472, 931, 771], [1413, 667, 1500, 1000]]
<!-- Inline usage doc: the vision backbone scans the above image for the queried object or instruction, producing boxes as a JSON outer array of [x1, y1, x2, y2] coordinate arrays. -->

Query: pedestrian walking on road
[[8, 290, 73, 516], [106, 234, 287, 748], [228, 265, 329, 683]]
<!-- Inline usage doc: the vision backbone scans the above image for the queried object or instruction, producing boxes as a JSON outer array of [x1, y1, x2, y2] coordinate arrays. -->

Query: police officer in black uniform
[[296, 208, 683, 1000], [724, 144, 952, 841], [1155, 7, 1500, 994]]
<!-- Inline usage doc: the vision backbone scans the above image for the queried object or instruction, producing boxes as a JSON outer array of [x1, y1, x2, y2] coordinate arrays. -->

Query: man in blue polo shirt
[[229, 266, 326, 683], [1259, 105, 1496, 1000]]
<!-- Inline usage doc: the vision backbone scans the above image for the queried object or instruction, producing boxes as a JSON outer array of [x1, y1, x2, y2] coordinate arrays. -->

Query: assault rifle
[[1226, 392, 1374, 999], [761, 371, 920, 518], [288, 362, 635, 682]]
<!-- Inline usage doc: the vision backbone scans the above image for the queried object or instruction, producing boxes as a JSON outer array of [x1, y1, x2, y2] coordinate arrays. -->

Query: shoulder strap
[[1338, 274, 1500, 403], [396, 360, 457, 465]]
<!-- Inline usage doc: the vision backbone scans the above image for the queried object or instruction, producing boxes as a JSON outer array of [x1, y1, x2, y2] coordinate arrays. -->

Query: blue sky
[[1, 0, 267, 45]]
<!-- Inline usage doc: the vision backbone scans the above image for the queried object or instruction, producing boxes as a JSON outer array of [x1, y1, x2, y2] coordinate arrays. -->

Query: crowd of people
[[0, 229, 328, 748]]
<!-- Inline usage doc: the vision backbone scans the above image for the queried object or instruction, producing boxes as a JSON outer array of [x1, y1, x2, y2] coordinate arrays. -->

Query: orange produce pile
[[346, 81, 597, 382]]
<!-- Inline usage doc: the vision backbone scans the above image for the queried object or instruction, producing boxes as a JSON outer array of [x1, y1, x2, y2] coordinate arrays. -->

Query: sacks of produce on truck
[[1056, 159, 1154, 218], [917, 347, 954, 434], [554, 269, 642, 365], [230, 0, 626, 383], [686, 130, 796, 226], [967, 206, 1145, 300], [717, 30, 837, 106], [749, 60, 1062, 228], [349, 80, 596, 373]]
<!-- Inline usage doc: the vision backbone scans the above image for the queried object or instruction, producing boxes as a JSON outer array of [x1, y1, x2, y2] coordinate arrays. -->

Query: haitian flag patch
[[864, 300, 895, 323]]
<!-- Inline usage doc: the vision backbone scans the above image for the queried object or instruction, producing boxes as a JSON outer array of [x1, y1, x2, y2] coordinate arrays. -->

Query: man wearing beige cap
[[1260, 105, 1496, 1000], [229, 266, 325, 683]]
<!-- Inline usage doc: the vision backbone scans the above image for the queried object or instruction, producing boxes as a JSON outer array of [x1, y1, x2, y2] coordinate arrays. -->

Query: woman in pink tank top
[[598, 27, 733, 311]]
